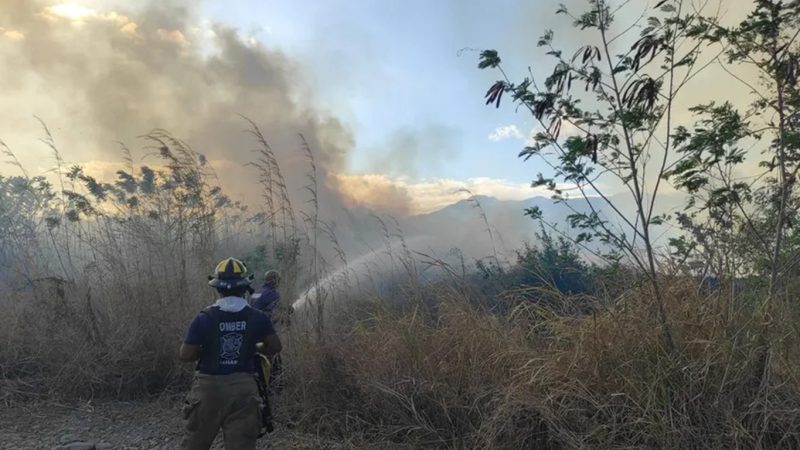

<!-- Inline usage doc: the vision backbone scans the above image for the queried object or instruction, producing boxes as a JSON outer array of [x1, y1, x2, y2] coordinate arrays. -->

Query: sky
[[199, 0, 534, 180], [199, 0, 754, 182], [0, 0, 757, 216]]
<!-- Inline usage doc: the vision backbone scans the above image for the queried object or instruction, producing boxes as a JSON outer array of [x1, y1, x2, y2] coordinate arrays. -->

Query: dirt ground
[[0, 397, 378, 450]]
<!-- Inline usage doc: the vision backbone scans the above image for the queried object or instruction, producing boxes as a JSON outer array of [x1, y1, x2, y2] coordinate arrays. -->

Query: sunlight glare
[[48, 3, 96, 21]]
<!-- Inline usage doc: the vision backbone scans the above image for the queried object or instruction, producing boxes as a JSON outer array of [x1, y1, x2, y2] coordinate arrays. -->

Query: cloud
[[488, 125, 523, 141], [333, 173, 556, 215], [488, 121, 584, 148], [43, 3, 96, 21], [119, 21, 138, 36], [524, 120, 583, 146], [156, 28, 187, 46], [41, 3, 134, 27], [489, 121, 584, 148], [0, 28, 24, 40]]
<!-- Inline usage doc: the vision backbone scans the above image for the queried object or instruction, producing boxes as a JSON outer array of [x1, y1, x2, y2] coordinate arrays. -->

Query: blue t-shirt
[[184, 305, 275, 374], [252, 285, 280, 317]]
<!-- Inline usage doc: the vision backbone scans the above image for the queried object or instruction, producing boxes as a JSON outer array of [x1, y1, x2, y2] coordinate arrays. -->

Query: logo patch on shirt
[[219, 332, 243, 364]]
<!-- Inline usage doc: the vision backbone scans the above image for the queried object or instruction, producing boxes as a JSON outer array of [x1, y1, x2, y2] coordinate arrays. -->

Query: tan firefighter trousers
[[180, 372, 262, 450]]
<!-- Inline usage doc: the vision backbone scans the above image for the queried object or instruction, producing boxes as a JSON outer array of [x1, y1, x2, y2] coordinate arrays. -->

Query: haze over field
[[0, 0, 757, 224]]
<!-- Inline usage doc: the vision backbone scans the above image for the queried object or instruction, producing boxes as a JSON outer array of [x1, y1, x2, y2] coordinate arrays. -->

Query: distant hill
[[400, 195, 588, 259], [401, 192, 686, 260], [322, 192, 687, 266]]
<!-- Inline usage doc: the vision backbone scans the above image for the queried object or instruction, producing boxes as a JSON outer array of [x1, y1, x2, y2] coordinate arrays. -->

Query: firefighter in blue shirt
[[251, 270, 281, 320], [250, 269, 287, 394], [179, 257, 281, 450]]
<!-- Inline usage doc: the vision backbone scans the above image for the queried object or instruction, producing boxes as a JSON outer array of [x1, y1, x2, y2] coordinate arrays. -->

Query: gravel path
[[0, 398, 357, 450]]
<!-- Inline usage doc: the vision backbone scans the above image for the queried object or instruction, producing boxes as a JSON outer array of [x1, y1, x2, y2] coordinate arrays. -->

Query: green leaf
[[537, 30, 554, 47], [478, 50, 501, 69], [524, 206, 543, 220]]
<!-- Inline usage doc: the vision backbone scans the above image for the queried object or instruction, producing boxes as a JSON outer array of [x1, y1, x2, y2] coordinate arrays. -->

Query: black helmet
[[208, 257, 254, 289]]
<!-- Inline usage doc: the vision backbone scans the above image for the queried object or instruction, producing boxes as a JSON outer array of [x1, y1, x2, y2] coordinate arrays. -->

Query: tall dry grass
[[0, 123, 307, 400], [3, 125, 800, 450], [278, 279, 800, 449]]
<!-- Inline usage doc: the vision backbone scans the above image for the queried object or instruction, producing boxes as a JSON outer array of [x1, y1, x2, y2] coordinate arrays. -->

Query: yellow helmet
[[208, 257, 254, 289]]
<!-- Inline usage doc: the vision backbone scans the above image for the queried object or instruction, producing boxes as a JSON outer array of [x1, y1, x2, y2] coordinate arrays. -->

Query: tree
[[668, 0, 800, 303], [479, 0, 720, 352], [666, 102, 754, 311]]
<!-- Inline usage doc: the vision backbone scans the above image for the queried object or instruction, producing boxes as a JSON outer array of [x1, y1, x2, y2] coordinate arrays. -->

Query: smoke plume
[[0, 0, 350, 213]]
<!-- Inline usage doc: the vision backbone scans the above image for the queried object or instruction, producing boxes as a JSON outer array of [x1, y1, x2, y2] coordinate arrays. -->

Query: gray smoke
[[0, 0, 349, 213], [367, 124, 462, 178]]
